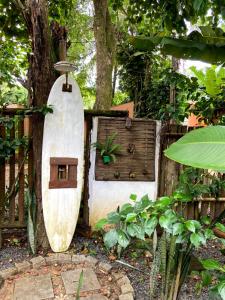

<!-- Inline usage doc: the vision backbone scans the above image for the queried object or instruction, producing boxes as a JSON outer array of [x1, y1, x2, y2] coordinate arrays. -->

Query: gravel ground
[[0, 232, 224, 300]]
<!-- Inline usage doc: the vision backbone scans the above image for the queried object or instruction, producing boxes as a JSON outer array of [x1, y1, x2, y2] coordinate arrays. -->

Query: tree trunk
[[27, 0, 55, 249], [93, 0, 116, 110], [15, 0, 68, 250]]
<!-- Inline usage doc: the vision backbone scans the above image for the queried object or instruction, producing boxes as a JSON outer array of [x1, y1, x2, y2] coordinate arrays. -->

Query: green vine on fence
[[0, 105, 53, 161]]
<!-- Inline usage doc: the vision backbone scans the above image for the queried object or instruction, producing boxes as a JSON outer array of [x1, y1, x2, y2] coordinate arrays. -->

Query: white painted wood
[[88, 117, 161, 228], [42, 75, 84, 252]]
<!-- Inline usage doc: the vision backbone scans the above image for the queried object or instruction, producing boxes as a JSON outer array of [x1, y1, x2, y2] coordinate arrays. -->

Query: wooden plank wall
[[0, 111, 33, 247], [95, 117, 156, 181], [158, 124, 225, 220]]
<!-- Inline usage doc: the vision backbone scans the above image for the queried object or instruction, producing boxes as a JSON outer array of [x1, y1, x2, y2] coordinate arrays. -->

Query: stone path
[[0, 254, 134, 300]]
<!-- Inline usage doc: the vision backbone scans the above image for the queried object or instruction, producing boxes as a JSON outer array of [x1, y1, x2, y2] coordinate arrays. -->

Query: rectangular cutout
[[49, 157, 78, 189]]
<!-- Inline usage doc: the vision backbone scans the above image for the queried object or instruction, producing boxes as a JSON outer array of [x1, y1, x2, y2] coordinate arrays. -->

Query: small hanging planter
[[103, 155, 111, 164], [91, 132, 122, 165]]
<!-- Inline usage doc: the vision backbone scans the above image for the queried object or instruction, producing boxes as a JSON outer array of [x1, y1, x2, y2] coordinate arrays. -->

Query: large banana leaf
[[131, 29, 225, 65], [164, 126, 225, 171]]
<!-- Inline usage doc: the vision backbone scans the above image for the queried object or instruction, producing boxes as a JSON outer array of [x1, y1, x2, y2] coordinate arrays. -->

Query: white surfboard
[[42, 75, 84, 252]]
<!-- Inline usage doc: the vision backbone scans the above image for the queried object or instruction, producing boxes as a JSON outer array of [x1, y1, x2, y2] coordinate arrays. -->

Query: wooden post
[[59, 39, 67, 62], [18, 119, 25, 224], [9, 122, 16, 223], [0, 125, 6, 248]]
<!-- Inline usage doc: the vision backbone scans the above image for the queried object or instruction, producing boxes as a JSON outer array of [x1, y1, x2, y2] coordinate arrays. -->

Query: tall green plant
[[165, 124, 225, 298], [25, 188, 36, 254], [189, 66, 225, 124], [96, 193, 214, 299]]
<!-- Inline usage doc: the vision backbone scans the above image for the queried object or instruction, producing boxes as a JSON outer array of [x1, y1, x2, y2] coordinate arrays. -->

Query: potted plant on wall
[[92, 132, 122, 164]]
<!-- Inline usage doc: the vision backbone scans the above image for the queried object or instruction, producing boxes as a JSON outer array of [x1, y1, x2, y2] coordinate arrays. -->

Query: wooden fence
[[158, 124, 225, 220], [0, 109, 128, 244], [0, 109, 33, 247]]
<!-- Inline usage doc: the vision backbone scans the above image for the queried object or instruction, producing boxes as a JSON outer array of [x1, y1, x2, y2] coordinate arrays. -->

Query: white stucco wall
[[88, 117, 161, 228]]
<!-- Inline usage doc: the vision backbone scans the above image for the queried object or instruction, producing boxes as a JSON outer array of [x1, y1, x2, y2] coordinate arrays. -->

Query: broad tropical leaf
[[131, 28, 225, 65], [164, 126, 225, 171], [201, 259, 222, 271]]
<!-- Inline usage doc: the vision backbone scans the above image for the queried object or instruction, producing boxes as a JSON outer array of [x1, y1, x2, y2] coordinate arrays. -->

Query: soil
[[0, 232, 224, 300]]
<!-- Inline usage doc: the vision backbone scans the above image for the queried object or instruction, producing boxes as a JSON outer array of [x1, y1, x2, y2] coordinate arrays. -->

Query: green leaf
[[165, 126, 225, 171], [120, 203, 134, 217], [201, 270, 212, 287], [217, 281, 225, 300], [216, 223, 225, 233], [103, 229, 118, 249], [185, 220, 201, 233], [201, 259, 222, 271], [220, 239, 225, 246], [76, 270, 84, 300], [200, 216, 211, 225], [127, 224, 145, 240], [173, 191, 192, 202], [134, 196, 151, 212], [156, 196, 172, 208], [107, 212, 120, 224], [173, 223, 185, 235], [125, 213, 137, 222], [204, 228, 214, 239], [193, 0, 204, 12], [95, 218, 108, 230], [159, 215, 172, 232], [117, 230, 130, 248], [130, 194, 137, 201], [132, 35, 225, 65], [190, 232, 205, 247], [26, 189, 36, 255], [145, 216, 158, 236]]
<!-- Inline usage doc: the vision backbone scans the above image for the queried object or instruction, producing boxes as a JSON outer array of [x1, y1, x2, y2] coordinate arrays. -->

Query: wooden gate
[[158, 124, 225, 220], [0, 108, 33, 247]]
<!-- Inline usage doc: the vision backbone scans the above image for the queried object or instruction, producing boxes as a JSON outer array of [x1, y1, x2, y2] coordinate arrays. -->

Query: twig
[[115, 260, 149, 275]]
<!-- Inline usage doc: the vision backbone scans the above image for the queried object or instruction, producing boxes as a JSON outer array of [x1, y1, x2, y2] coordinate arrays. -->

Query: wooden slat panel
[[18, 119, 25, 224], [9, 123, 16, 223], [28, 117, 33, 190], [95, 117, 156, 181]]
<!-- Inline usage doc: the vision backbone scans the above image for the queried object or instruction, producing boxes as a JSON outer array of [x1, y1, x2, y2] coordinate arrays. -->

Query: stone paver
[[57, 253, 72, 264], [61, 268, 101, 295], [72, 254, 86, 264], [0, 267, 17, 279], [112, 271, 124, 280], [0, 254, 134, 299], [45, 253, 58, 265], [119, 293, 134, 300], [80, 295, 108, 300], [121, 283, 134, 295], [30, 256, 46, 269], [98, 262, 112, 273], [84, 256, 98, 266], [15, 261, 31, 273], [14, 274, 54, 300], [117, 275, 131, 287]]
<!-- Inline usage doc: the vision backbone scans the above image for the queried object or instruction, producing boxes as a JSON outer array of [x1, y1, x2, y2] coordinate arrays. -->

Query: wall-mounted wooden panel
[[95, 117, 156, 181]]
